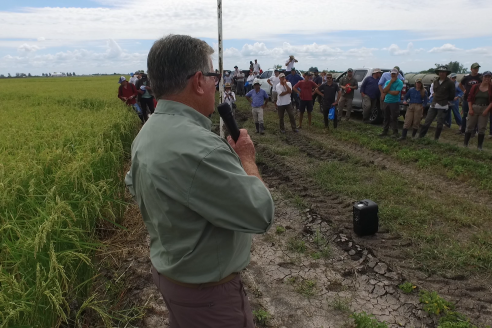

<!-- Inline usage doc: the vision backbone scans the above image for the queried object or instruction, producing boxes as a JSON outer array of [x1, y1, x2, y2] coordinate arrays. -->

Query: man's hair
[[147, 34, 214, 98]]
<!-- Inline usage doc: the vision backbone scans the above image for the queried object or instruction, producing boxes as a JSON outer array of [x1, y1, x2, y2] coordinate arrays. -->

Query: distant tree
[[308, 66, 319, 72], [49, 73, 52, 77], [16, 73, 20, 77], [73, 72, 76, 76], [273, 64, 282, 70], [28, 73, 32, 77], [326, 69, 340, 73], [0, 74, 4, 78], [8, 73, 11, 77], [447, 61, 466, 74], [420, 68, 436, 74]]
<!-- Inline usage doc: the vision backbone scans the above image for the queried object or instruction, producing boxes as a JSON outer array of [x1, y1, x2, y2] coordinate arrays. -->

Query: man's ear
[[190, 72, 205, 96]]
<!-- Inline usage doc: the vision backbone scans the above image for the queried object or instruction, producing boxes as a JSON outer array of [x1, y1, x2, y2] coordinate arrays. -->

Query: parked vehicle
[[257, 68, 303, 97], [333, 68, 408, 124]]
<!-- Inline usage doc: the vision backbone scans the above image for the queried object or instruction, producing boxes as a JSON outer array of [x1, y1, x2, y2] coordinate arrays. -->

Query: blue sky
[[1, 0, 491, 75]]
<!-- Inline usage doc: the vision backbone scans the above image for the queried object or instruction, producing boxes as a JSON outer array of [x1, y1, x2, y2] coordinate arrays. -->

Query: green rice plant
[[351, 312, 389, 328], [0, 76, 140, 327]]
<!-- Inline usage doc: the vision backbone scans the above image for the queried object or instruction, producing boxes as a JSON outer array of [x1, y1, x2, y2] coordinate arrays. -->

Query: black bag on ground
[[353, 200, 379, 236]]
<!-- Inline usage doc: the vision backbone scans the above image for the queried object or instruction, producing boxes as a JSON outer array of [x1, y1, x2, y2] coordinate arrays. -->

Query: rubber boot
[[259, 123, 265, 135], [477, 134, 485, 150], [378, 130, 388, 137], [255, 123, 259, 133], [398, 129, 408, 141], [412, 129, 418, 138], [391, 129, 399, 138], [434, 127, 442, 141], [463, 132, 471, 147]]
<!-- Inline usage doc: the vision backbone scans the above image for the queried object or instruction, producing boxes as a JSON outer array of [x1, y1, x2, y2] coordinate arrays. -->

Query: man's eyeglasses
[[187, 71, 221, 83]]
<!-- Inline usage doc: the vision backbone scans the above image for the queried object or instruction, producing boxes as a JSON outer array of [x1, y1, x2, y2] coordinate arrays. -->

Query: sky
[[1, 0, 492, 76]]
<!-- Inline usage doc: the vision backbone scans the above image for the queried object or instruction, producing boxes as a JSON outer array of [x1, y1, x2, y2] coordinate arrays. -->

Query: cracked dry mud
[[110, 113, 490, 327]]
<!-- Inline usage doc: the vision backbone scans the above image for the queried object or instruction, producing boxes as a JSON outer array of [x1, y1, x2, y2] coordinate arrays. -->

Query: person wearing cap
[[463, 70, 492, 150], [285, 55, 298, 71], [401, 78, 428, 139], [286, 68, 303, 110], [338, 68, 358, 121], [276, 73, 298, 133], [293, 72, 318, 128], [253, 59, 261, 76], [245, 71, 255, 94], [378, 66, 405, 112], [129, 71, 139, 85], [379, 68, 404, 137], [223, 82, 236, 111], [458, 63, 482, 135], [223, 71, 233, 84], [126, 35, 273, 328], [360, 69, 382, 123], [246, 79, 269, 134], [136, 73, 155, 120], [118, 76, 145, 123], [268, 70, 281, 110], [315, 73, 341, 129], [418, 66, 456, 141], [444, 73, 463, 128]]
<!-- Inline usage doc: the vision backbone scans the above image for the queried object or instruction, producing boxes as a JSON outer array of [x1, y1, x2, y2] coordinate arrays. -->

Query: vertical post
[[217, 0, 224, 138]]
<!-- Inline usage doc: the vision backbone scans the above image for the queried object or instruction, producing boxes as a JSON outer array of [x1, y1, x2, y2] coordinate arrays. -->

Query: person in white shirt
[[267, 70, 281, 110], [234, 68, 245, 96], [285, 55, 298, 71], [246, 71, 255, 93], [223, 72, 233, 84], [276, 73, 298, 133], [223, 83, 236, 111], [129, 72, 139, 85], [253, 59, 261, 76]]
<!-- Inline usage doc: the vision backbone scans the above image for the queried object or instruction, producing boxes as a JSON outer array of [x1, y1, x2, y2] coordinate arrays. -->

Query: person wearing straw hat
[[463, 70, 492, 150], [246, 79, 269, 134], [418, 65, 456, 140], [286, 55, 298, 71], [401, 78, 428, 139], [223, 82, 236, 111]]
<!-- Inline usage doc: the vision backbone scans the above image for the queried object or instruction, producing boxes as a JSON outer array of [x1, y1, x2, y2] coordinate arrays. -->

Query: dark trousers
[[461, 100, 469, 133], [236, 81, 245, 96], [322, 105, 337, 128], [278, 103, 297, 131], [382, 102, 399, 132], [419, 107, 446, 137], [151, 268, 255, 328], [140, 97, 155, 117], [291, 92, 300, 110]]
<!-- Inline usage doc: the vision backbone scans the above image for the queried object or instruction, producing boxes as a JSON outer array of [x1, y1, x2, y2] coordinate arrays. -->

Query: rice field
[[0, 76, 140, 327]]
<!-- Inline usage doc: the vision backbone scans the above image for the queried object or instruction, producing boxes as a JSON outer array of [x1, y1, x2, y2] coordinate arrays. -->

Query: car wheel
[[369, 106, 383, 124]]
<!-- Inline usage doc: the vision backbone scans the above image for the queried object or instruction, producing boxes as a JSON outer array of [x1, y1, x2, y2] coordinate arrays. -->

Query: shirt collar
[[154, 99, 212, 130]]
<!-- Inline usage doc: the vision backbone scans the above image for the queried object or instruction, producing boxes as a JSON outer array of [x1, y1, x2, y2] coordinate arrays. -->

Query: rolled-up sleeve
[[187, 145, 275, 234]]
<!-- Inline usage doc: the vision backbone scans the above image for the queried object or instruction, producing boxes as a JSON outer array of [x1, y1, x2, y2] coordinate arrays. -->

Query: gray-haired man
[[125, 35, 274, 328]]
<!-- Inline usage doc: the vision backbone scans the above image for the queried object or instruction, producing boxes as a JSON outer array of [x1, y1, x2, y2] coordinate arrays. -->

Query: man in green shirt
[[125, 35, 275, 328], [338, 68, 359, 121]]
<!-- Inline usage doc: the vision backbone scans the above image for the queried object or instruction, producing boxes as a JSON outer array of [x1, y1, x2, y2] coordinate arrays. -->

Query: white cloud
[[37, 37, 46, 42], [345, 47, 377, 57], [466, 47, 490, 55], [0, 0, 491, 42], [383, 43, 424, 56], [17, 44, 43, 53], [428, 43, 462, 53]]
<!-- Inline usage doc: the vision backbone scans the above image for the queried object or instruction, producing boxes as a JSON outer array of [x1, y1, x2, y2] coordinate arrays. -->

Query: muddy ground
[[99, 108, 492, 328]]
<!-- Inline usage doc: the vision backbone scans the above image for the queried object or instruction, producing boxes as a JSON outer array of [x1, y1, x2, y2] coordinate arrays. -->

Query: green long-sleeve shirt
[[125, 100, 275, 284]]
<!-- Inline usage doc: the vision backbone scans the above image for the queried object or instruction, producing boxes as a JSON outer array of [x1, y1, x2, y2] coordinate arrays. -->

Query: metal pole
[[217, 0, 224, 138]]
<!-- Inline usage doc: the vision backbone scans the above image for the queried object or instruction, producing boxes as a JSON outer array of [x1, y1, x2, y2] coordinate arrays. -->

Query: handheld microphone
[[217, 102, 240, 142]]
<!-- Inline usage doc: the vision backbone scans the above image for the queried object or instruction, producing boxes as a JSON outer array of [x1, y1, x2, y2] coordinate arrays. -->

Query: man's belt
[[159, 270, 238, 289]]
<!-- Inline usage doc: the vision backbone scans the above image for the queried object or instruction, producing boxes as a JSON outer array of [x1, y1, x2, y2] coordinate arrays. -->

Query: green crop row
[[0, 77, 140, 327]]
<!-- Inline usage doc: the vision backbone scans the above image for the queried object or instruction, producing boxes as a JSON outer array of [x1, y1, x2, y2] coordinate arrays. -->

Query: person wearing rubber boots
[[463, 70, 492, 150], [400, 78, 428, 139], [245, 79, 269, 134], [419, 66, 456, 141], [338, 68, 358, 121], [379, 69, 403, 138]]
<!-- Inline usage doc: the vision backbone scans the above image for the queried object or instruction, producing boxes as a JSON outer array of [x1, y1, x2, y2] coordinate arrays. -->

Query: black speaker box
[[353, 199, 379, 236]]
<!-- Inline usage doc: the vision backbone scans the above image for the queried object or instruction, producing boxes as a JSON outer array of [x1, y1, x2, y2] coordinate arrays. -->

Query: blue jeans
[[132, 103, 142, 114], [445, 100, 462, 127]]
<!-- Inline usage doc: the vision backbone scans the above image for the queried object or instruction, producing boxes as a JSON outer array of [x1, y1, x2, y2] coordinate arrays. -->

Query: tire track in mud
[[253, 132, 492, 326]]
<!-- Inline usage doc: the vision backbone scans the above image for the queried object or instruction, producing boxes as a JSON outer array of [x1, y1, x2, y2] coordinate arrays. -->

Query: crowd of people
[[229, 58, 491, 150], [117, 70, 156, 124]]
